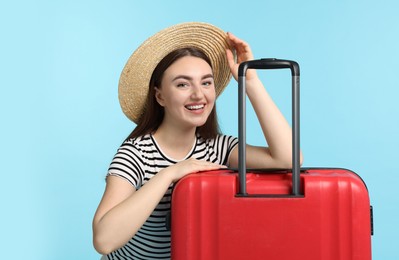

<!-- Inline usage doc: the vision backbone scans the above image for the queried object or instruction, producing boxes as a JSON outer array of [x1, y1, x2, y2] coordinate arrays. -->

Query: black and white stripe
[[105, 134, 238, 259]]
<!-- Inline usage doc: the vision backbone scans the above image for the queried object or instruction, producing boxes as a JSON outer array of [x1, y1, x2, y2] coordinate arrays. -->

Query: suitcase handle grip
[[237, 58, 301, 196], [238, 58, 300, 77]]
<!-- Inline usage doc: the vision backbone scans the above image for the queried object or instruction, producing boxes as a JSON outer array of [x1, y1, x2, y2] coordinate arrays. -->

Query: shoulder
[[112, 134, 156, 166], [124, 134, 152, 146], [120, 134, 154, 152], [196, 134, 238, 153], [199, 134, 238, 146], [194, 134, 238, 165], [108, 135, 153, 188]]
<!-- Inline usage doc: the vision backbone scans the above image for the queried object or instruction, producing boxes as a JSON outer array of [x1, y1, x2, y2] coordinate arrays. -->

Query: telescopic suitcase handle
[[237, 58, 301, 196]]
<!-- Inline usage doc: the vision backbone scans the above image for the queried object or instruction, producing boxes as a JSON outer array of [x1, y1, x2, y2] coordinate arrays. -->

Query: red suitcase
[[170, 59, 373, 260]]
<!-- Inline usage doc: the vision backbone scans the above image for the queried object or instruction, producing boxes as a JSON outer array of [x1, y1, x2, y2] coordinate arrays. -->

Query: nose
[[191, 84, 204, 100]]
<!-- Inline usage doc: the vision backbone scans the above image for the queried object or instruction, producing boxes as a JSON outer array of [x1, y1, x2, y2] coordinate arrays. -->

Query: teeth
[[186, 104, 204, 110]]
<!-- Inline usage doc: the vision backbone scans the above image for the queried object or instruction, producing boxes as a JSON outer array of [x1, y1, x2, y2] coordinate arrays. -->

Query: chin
[[187, 118, 208, 128]]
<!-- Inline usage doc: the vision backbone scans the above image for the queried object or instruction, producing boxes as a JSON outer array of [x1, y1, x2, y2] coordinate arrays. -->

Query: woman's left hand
[[225, 32, 303, 169], [226, 32, 258, 81]]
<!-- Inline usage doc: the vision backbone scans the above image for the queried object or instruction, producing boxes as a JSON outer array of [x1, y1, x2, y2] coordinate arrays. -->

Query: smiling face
[[155, 55, 216, 131]]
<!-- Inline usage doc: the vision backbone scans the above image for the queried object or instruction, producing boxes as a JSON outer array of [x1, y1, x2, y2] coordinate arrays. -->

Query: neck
[[153, 123, 197, 160]]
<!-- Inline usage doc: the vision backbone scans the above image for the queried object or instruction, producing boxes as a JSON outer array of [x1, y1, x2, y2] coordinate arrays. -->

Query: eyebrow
[[172, 74, 214, 82]]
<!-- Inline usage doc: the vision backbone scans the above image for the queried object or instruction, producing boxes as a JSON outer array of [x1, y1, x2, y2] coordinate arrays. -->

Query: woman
[[93, 22, 301, 259]]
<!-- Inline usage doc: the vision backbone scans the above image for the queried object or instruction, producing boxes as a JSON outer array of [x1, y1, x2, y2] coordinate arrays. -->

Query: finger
[[194, 160, 226, 169], [227, 32, 248, 50], [197, 164, 227, 173], [227, 32, 241, 46], [226, 32, 235, 48], [225, 48, 234, 64], [237, 44, 253, 61], [225, 48, 236, 72]]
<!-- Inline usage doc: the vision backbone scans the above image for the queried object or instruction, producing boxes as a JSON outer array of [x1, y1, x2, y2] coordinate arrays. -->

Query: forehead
[[163, 56, 213, 77]]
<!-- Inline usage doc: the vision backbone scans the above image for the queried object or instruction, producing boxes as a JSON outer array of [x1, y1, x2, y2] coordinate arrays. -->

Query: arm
[[92, 158, 225, 255], [226, 32, 303, 169]]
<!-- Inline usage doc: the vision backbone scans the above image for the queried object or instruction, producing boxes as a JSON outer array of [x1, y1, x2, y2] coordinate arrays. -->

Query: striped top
[[105, 134, 238, 260]]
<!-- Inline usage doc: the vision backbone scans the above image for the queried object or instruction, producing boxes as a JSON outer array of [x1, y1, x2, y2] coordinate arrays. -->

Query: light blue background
[[1, 0, 397, 259]]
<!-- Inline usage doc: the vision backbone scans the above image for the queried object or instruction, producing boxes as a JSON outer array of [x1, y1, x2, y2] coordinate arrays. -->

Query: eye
[[202, 80, 213, 87], [176, 82, 189, 88]]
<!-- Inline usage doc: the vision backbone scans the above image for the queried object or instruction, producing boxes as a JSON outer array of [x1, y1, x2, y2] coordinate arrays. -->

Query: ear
[[154, 87, 165, 107]]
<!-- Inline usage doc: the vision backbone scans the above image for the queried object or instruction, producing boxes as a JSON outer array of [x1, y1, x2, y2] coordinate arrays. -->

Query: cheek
[[160, 89, 179, 107], [207, 89, 216, 105]]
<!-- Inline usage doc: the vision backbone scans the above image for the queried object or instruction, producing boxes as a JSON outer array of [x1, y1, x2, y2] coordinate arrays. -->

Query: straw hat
[[118, 22, 233, 123]]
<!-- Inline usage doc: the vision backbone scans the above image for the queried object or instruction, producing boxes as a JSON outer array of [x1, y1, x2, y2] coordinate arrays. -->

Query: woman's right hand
[[166, 158, 227, 183]]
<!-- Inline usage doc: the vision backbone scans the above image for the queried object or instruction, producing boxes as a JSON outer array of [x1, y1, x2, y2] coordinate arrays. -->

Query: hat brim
[[118, 22, 233, 123]]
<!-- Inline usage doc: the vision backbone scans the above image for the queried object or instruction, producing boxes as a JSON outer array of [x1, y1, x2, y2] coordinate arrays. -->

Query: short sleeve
[[223, 135, 238, 165], [107, 142, 145, 189], [205, 135, 238, 165]]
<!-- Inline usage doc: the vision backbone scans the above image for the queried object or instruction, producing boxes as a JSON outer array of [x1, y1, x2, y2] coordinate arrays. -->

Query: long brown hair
[[126, 47, 221, 140]]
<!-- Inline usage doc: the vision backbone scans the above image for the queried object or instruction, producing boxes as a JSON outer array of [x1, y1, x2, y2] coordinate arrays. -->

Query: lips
[[185, 104, 205, 111]]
